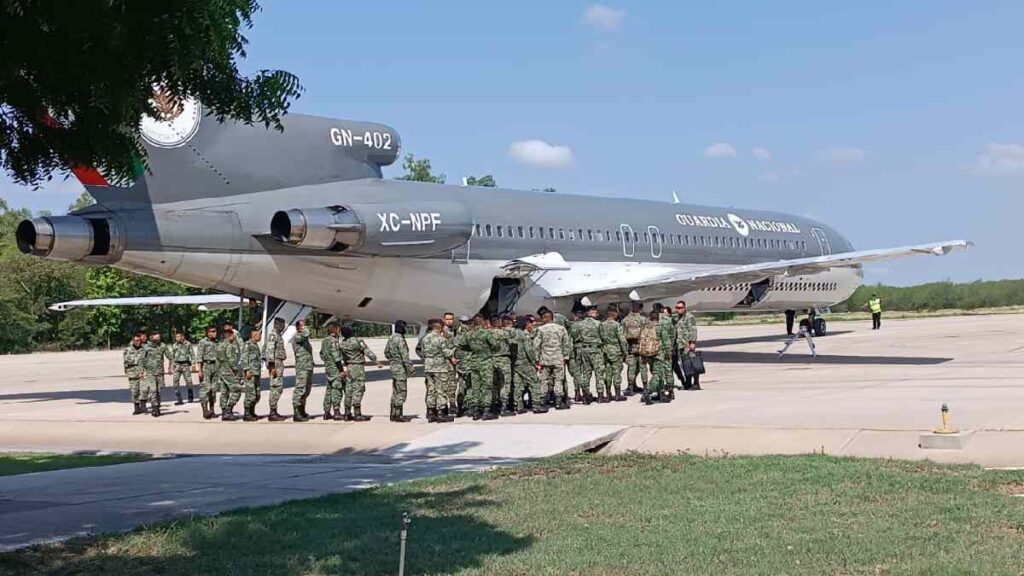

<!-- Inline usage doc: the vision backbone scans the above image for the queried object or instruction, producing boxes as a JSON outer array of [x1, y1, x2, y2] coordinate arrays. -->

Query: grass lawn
[[0, 452, 151, 477], [1, 453, 1022, 575]]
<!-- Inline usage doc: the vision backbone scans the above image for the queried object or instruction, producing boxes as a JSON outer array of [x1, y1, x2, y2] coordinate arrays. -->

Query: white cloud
[[583, 4, 626, 32], [703, 142, 737, 159], [971, 142, 1024, 174], [508, 139, 574, 169], [757, 171, 779, 182], [752, 146, 772, 161], [816, 147, 867, 163]]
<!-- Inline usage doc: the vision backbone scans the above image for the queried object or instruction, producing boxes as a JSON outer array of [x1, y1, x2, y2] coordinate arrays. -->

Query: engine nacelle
[[271, 202, 473, 257], [16, 215, 123, 263]]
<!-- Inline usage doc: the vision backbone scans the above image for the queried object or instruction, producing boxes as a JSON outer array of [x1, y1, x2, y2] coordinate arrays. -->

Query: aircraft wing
[[49, 294, 250, 312], [546, 239, 972, 301]]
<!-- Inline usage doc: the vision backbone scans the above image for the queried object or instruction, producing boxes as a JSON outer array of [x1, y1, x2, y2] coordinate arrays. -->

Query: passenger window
[[517, 225, 524, 238], [568, 229, 575, 240], [528, 226, 535, 239], [538, 227, 545, 239], [558, 228, 565, 240], [616, 230, 622, 242], [643, 232, 650, 243], [496, 226, 503, 238], [485, 224, 492, 237], [549, 227, 555, 238], [633, 232, 639, 242]]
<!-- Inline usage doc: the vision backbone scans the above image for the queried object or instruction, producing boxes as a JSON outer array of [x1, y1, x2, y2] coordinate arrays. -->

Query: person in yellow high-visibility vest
[[866, 294, 883, 330]]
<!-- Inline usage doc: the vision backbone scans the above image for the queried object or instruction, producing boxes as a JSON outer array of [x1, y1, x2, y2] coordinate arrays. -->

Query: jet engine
[[16, 215, 123, 263], [271, 202, 473, 257]]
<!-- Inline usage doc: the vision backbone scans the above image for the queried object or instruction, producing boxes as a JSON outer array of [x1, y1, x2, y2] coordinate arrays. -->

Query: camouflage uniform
[[385, 332, 413, 410], [491, 326, 513, 411], [291, 327, 314, 411], [622, 312, 650, 391], [196, 337, 219, 413], [420, 331, 453, 411], [575, 317, 605, 398], [217, 336, 243, 413], [319, 333, 345, 415], [458, 326, 497, 415], [599, 318, 628, 397], [139, 341, 164, 407], [338, 335, 377, 411], [512, 328, 542, 411], [648, 314, 676, 398], [241, 339, 263, 413], [123, 343, 145, 404], [263, 326, 288, 413], [533, 321, 571, 402], [447, 323, 467, 412], [567, 318, 584, 397], [149, 341, 167, 403], [675, 311, 699, 387], [169, 340, 195, 399]]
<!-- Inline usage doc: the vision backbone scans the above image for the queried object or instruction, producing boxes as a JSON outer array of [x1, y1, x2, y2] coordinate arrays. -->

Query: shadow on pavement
[[0, 480, 533, 575], [699, 330, 853, 348], [703, 351, 952, 365]]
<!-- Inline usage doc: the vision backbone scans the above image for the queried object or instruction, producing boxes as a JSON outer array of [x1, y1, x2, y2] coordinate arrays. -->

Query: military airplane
[[16, 97, 970, 338]]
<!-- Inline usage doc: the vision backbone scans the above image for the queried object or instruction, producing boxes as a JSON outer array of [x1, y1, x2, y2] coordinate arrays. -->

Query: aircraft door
[[811, 228, 832, 256], [648, 226, 663, 258], [620, 224, 635, 257], [480, 278, 521, 317]]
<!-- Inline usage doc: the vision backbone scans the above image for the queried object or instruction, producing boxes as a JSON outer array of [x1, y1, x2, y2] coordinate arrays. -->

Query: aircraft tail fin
[[84, 103, 401, 206]]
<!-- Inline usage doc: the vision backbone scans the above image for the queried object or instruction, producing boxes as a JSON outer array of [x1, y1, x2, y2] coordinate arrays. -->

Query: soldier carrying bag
[[637, 324, 660, 358], [682, 351, 706, 376]]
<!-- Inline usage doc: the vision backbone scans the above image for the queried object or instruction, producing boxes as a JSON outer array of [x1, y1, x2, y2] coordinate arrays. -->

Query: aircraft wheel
[[812, 318, 827, 337]]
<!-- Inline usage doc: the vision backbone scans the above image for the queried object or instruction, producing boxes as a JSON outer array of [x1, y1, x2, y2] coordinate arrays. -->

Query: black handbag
[[682, 351, 706, 376]]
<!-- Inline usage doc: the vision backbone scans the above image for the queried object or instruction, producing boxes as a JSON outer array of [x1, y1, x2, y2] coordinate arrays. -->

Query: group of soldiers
[[122, 300, 702, 422]]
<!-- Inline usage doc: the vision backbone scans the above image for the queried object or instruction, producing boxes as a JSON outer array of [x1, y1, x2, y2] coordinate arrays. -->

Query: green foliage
[[837, 279, 1024, 312], [395, 153, 445, 183], [0, 452, 150, 477], [464, 174, 496, 187], [67, 191, 95, 212], [0, 0, 302, 186]]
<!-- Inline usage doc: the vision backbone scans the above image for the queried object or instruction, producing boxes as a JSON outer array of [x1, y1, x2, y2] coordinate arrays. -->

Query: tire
[[812, 318, 827, 337]]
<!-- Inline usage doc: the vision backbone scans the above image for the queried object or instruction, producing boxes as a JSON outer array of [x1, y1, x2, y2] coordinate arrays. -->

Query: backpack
[[637, 324, 660, 357], [624, 316, 643, 341]]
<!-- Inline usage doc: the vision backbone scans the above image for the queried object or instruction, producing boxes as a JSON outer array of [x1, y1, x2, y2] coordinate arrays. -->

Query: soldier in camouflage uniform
[[645, 305, 677, 405], [169, 331, 194, 405], [600, 307, 629, 402], [196, 326, 220, 419], [263, 317, 288, 421], [674, 300, 701, 390], [491, 315, 515, 416], [146, 331, 168, 407], [319, 321, 345, 420], [420, 319, 456, 423], [443, 312, 467, 416], [575, 308, 605, 404], [514, 315, 546, 414], [457, 315, 499, 420], [241, 328, 263, 421], [291, 320, 313, 422], [385, 320, 414, 422], [124, 332, 146, 415], [566, 310, 585, 403], [139, 331, 165, 417], [533, 310, 572, 410], [338, 325, 382, 421], [217, 326, 243, 421], [622, 302, 649, 396]]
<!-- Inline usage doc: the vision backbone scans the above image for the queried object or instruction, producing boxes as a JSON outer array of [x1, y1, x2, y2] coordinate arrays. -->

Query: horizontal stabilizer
[[50, 294, 249, 312]]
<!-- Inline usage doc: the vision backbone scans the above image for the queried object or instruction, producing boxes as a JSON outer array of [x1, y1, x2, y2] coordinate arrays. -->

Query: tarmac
[[1, 314, 1022, 549]]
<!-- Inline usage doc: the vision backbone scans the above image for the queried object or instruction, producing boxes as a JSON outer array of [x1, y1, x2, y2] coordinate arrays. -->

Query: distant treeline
[[834, 280, 1024, 312]]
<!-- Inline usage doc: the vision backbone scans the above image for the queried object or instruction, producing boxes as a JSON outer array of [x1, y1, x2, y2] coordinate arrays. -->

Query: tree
[[465, 175, 496, 187], [395, 154, 445, 183], [0, 0, 302, 186], [532, 187, 557, 193], [67, 190, 95, 212]]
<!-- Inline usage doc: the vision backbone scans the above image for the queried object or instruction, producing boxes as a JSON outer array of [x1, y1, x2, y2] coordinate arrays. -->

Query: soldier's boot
[[343, 407, 354, 422], [532, 405, 549, 414], [187, 389, 194, 403], [324, 408, 334, 421], [500, 407, 514, 417], [583, 391, 595, 405], [441, 405, 451, 418], [555, 396, 570, 410], [151, 404, 161, 418], [293, 409, 309, 422], [243, 407, 258, 422], [353, 406, 371, 422], [573, 390, 583, 403], [623, 384, 635, 397], [175, 392, 184, 406], [426, 408, 438, 423], [132, 402, 143, 415], [642, 392, 653, 406], [481, 409, 498, 421], [596, 391, 606, 403], [138, 400, 147, 415], [394, 406, 411, 423], [333, 407, 342, 420], [472, 409, 482, 421], [546, 391, 556, 406], [221, 410, 238, 421], [666, 388, 675, 401], [268, 409, 286, 422], [614, 389, 626, 402]]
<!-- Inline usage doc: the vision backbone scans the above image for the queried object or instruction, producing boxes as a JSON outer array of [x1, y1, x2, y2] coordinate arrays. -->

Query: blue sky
[[4, 1, 1021, 285]]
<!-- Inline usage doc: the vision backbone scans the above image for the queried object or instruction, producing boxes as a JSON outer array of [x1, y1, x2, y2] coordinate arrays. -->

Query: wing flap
[[50, 294, 249, 312]]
